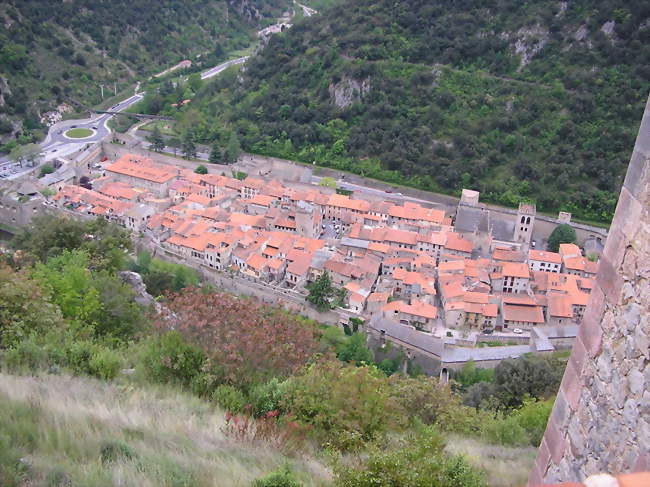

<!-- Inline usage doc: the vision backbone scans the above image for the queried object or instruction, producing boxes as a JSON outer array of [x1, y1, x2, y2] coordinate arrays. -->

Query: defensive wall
[[530, 96, 650, 484]]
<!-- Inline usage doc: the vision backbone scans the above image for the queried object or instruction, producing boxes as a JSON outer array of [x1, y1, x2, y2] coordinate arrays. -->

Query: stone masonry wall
[[529, 96, 650, 484]]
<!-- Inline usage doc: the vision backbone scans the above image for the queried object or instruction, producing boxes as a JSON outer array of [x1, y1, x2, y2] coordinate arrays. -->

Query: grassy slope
[[0, 373, 330, 487], [446, 435, 537, 487]]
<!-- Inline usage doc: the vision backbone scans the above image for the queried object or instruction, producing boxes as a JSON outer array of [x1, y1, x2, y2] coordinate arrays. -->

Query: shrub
[[283, 361, 403, 450], [248, 378, 287, 417], [100, 440, 136, 465], [388, 375, 485, 434], [482, 397, 553, 446], [65, 340, 98, 375], [334, 426, 486, 487], [213, 385, 247, 414], [89, 348, 122, 380], [252, 465, 302, 487], [139, 331, 206, 386], [157, 290, 320, 387], [3, 336, 50, 372]]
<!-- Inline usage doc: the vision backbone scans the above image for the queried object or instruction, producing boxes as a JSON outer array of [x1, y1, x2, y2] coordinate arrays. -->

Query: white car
[[512, 328, 523, 334]]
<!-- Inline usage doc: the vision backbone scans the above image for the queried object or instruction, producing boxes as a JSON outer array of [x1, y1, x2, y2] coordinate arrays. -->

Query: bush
[[248, 378, 287, 417], [212, 385, 247, 414], [252, 465, 302, 487], [100, 440, 136, 465], [139, 331, 206, 386], [3, 337, 51, 372], [89, 348, 122, 380], [38, 164, 54, 177], [65, 340, 97, 375], [283, 361, 403, 450], [482, 397, 553, 446], [334, 426, 486, 487]]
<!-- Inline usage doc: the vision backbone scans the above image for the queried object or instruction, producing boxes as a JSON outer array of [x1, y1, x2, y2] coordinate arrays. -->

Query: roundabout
[[64, 127, 95, 139]]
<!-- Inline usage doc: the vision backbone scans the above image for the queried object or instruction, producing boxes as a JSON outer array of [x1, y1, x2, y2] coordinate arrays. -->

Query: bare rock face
[[118, 271, 160, 311], [0, 76, 11, 108], [328, 76, 371, 109]]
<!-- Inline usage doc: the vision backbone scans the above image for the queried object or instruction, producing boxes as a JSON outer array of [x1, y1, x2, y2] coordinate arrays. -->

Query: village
[[2, 147, 603, 378]]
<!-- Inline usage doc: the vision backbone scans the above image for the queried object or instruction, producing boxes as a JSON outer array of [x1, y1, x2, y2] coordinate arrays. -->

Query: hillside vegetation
[[181, 0, 649, 222], [0, 373, 329, 487], [0, 215, 566, 486], [0, 0, 290, 143]]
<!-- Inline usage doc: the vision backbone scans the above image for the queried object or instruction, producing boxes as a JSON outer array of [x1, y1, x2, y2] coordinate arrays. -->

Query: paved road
[[312, 174, 449, 209], [39, 94, 144, 162], [200, 57, 248, 80], [0, 56, 251, 178]]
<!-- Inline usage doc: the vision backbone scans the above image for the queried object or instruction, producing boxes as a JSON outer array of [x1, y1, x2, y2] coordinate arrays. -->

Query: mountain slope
[[192, 0, 649, 222], [0, 0, 290, 141]]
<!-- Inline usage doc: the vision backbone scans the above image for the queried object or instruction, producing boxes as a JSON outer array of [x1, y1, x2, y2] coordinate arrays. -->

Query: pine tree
[[224, 131, 241, 164], [209, 141, 221, 163], [148, 125, 165, 152], [181, 132, 197, 159]]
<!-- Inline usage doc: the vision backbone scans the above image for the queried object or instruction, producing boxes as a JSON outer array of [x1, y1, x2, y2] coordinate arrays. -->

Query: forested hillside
[[0, 0, 289, 142], [186, 0, 649, 222]]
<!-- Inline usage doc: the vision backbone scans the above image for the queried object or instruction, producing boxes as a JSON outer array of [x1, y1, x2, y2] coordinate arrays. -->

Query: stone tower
[[529, 96, 650, 484], [514, 202, 536, 244]]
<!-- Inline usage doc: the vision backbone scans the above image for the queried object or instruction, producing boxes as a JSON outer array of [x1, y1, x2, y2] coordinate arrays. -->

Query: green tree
[[38, 164, 54, 177], [187, 73, 202, 93], [13, 215, 132, 272], [9, 143, 42, 167], [194, 164, 208, 174], [306, 271, 336, 311], [337, 332, 374, 365], [148, 125, 165, 152], [208, 141, 221, 163], [0, 266, 64, 349], [547, 224, 577, 252], [224, 131, 240, 163], [181, 132, 197, 159]]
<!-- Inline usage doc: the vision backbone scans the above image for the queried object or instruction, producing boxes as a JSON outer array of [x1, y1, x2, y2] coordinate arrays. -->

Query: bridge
[[94, 110, 173, 121], [65, 97, 174, 121]]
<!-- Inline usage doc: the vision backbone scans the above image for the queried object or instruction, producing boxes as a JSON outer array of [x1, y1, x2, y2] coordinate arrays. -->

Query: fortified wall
[[530, 96, 650, 483]]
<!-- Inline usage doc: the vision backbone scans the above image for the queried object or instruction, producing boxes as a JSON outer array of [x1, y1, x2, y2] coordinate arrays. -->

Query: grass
[[445, 434, 537, 487], [65, 128, 94, 138], [0, 373, 331, 487]]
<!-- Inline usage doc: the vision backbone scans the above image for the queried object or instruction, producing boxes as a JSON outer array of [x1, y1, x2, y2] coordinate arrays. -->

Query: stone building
[[530, 96, 650, 483]]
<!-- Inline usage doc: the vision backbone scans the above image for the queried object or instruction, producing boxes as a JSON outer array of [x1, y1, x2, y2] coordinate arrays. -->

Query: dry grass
[[445, 434, 536, 487], [0, 373, 331, 487]]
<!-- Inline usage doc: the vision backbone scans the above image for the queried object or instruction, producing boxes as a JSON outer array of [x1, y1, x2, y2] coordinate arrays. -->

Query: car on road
[[512, 328, 524, 334], [51, 149, 57, 153], [92, 126, 97, 130], [531, 239, 537, 248], [71, 125, 77, 128]]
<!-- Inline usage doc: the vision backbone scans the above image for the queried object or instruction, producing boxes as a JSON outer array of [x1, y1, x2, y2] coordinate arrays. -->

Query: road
[[311, 174, 450, 210], [0, 56, 251, 179], [200, 57, 248, 80]]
